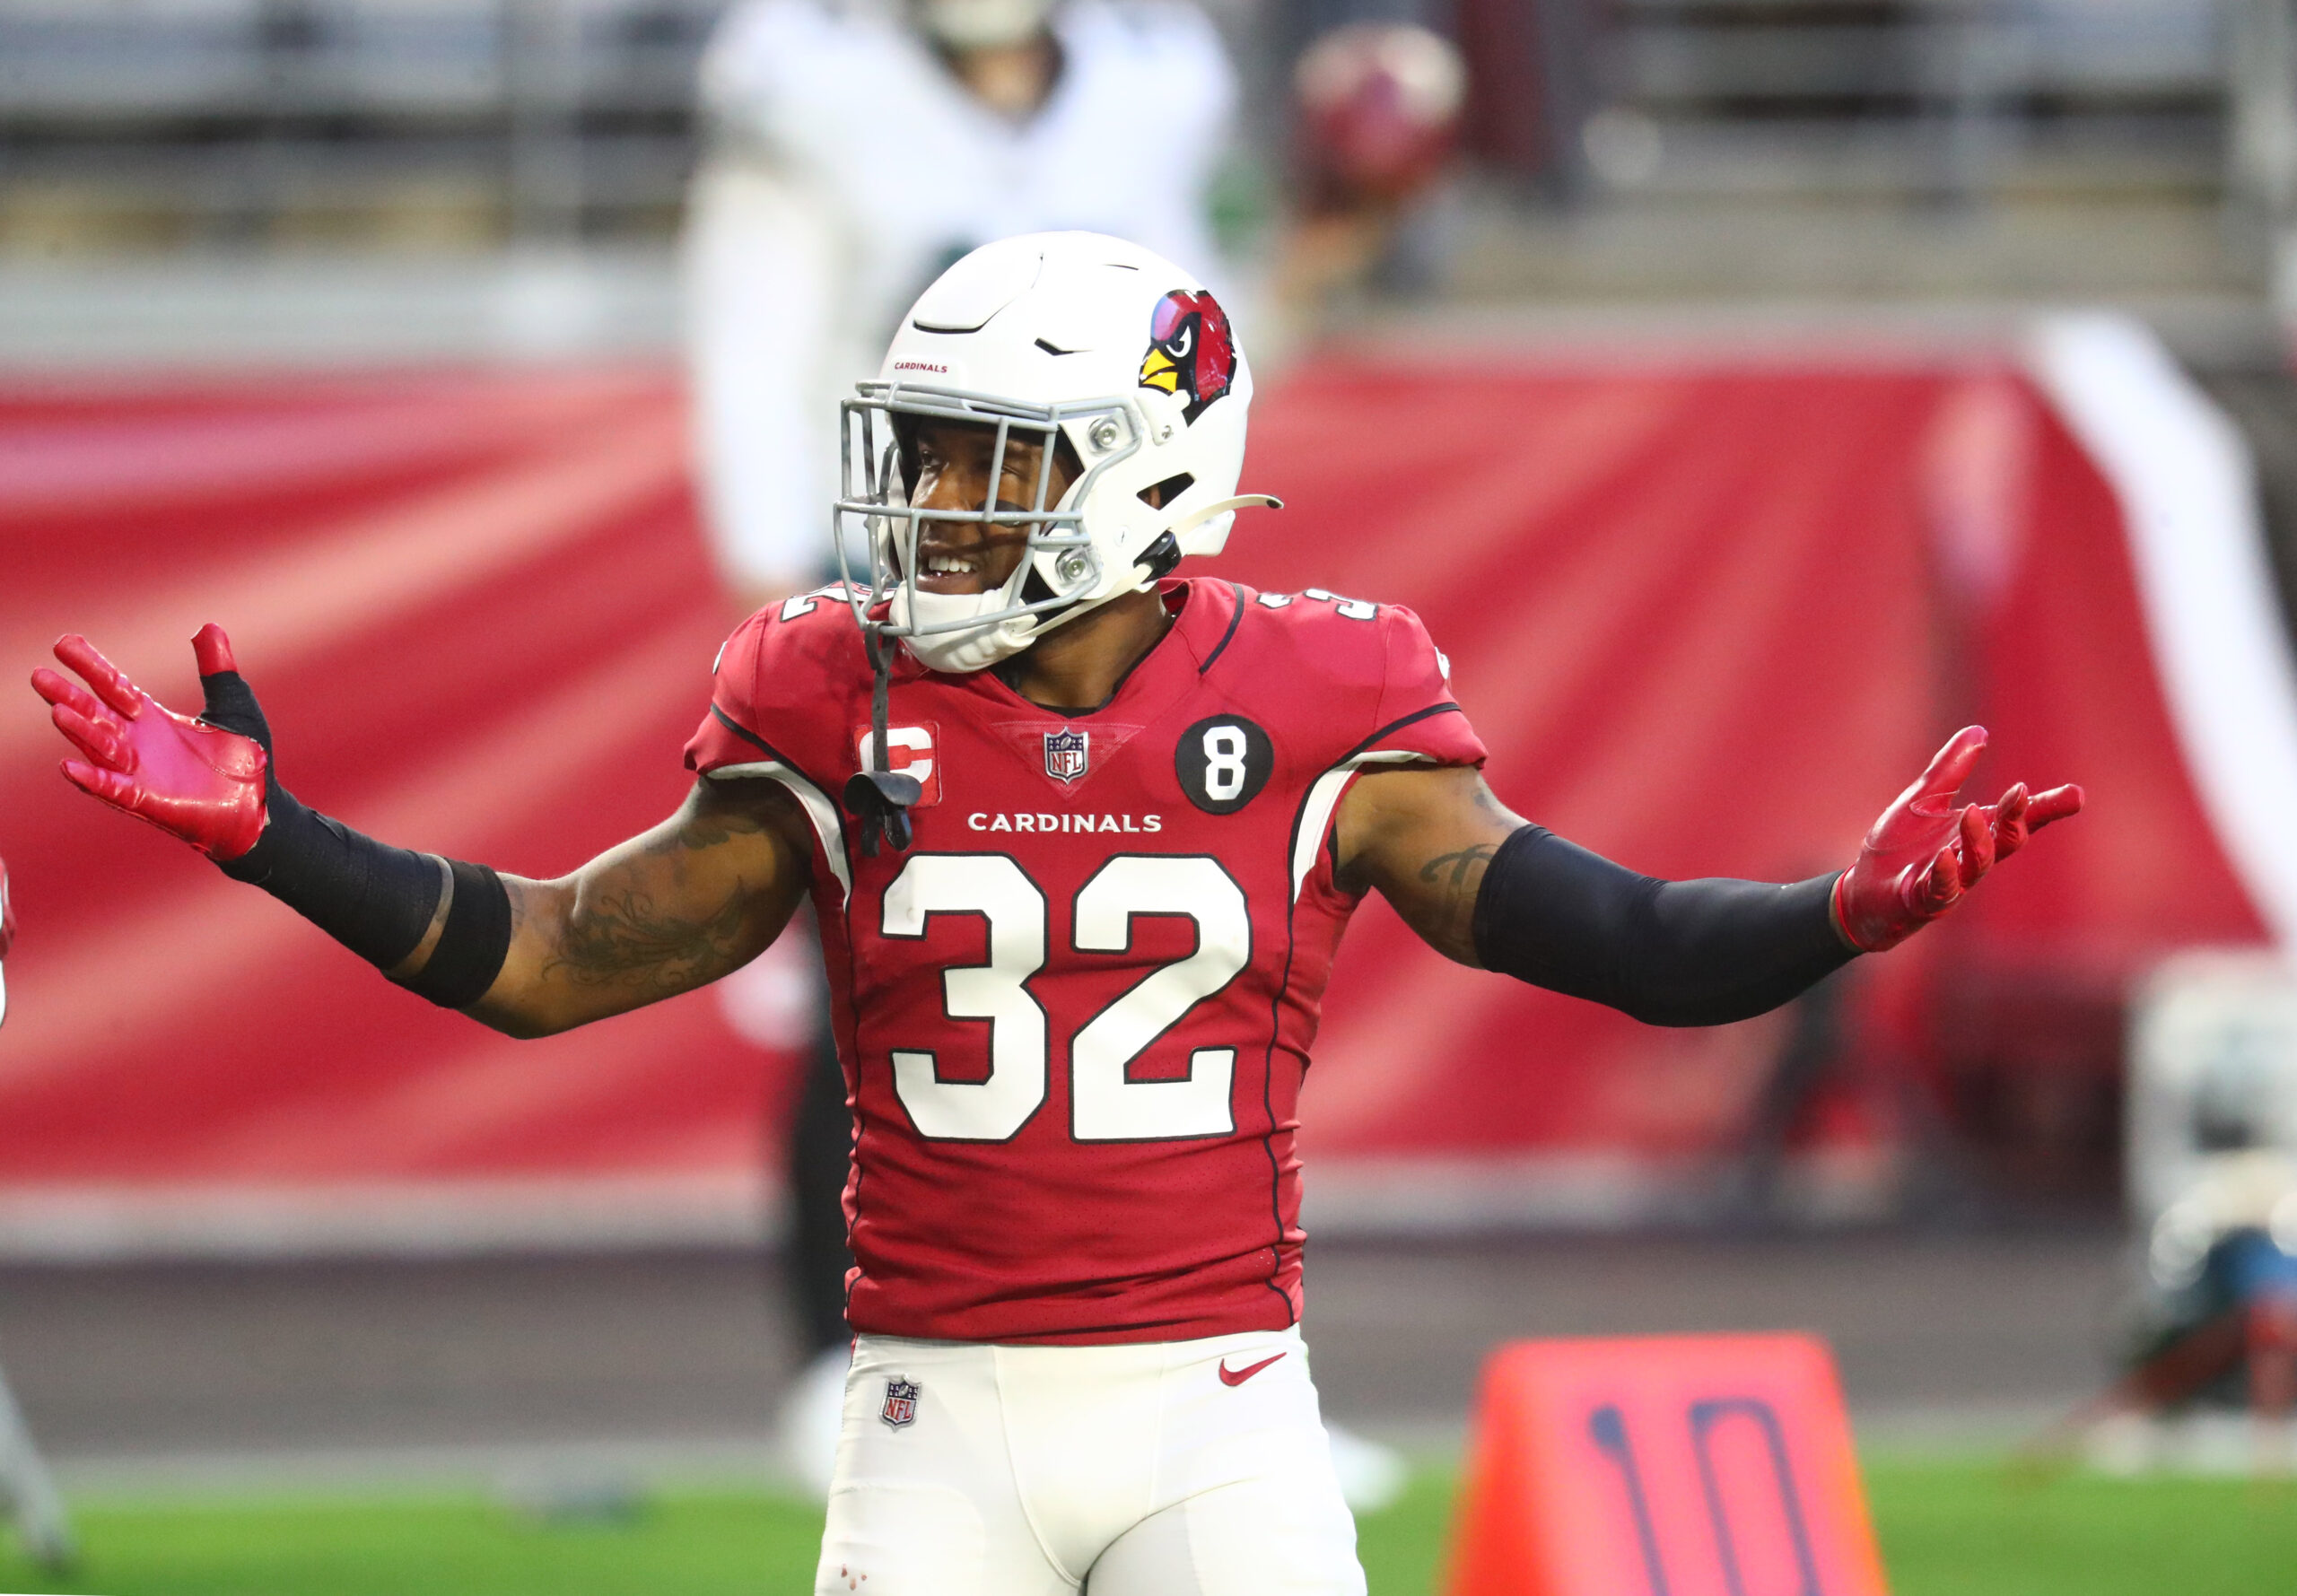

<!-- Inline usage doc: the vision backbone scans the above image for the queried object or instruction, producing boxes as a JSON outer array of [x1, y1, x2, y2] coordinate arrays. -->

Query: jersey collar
[[967, 577, 1225, 722]]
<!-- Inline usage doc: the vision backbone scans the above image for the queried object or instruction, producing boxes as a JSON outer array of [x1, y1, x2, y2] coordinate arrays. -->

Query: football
[[1293, 22, 1466, 208]]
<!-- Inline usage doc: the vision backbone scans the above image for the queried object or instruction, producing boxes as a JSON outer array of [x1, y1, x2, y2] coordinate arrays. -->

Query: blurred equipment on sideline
[[2127, 953, 2297, 1234], [0, 859, 74, 1572], [2027, 953, 2297, 1471], [1448, 1334, 1885, 1596], [0, 1365, 72, 1573], [2057, 953, 2297, 1467]]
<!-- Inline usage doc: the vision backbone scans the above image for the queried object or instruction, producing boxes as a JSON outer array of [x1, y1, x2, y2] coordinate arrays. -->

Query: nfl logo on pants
[[880, 1376, 920, 1430], [1044, 728, 1089, 783]]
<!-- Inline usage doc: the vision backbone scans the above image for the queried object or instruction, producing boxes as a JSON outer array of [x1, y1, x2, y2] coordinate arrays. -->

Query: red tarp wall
[[0, 354, 2268, 1225]]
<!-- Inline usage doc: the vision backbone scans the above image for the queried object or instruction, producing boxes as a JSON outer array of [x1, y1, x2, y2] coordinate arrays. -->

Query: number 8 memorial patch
[[1175, 715, 1273, 815]]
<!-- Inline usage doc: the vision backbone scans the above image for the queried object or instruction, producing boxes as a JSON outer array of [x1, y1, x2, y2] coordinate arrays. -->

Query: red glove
[[1832, 726, 2083, 953], [31, 626, 268, 861]]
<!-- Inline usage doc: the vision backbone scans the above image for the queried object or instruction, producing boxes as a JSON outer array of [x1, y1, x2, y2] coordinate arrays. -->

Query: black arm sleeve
[[1470, 825, 1856, 1027], [199, 667, 511, 1010]]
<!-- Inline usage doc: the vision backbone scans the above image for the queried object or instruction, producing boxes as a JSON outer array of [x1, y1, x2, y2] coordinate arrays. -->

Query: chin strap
[[842, 625, 921, 857]]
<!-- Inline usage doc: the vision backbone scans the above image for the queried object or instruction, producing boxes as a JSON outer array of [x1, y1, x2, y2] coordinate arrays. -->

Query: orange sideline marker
[[1446, 1333, 1888, 1596]]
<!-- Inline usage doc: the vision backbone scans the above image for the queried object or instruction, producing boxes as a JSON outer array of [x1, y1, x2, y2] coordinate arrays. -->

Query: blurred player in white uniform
[[683, 0, 1439, 1512], [684, 0, 1237, 600]]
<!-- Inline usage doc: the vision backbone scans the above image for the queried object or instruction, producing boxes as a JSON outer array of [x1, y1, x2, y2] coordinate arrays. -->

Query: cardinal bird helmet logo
[[1139, 290, 1236, 423]]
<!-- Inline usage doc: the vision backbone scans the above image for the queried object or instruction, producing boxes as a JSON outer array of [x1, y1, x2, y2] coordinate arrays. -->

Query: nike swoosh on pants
[[1218, 1352, 1286, 1387]]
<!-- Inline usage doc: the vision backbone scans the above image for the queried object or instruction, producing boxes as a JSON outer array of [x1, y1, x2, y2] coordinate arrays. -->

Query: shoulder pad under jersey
[[685, 585, 875, 784], [1216, 583, 1484, 770]]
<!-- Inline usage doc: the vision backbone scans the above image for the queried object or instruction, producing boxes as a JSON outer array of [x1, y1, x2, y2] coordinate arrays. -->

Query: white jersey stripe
[[1288, 751, 1427, 904], [708, 759, 852, 904]]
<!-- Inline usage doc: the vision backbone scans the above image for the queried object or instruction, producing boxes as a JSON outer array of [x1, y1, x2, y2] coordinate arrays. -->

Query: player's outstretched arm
[[32, 628, 814, 1038], [468, 775, 811, 1037], [1336, 728, 2081, 1026]]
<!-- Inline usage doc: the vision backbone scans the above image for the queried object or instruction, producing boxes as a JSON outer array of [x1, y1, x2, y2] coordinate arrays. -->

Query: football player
[[34, 232, 2079, 1595], [685, 0, 1245, 1490]]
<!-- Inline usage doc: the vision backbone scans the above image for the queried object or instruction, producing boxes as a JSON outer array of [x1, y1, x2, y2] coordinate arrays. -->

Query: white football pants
[[815, 1326, 1367, 1596]]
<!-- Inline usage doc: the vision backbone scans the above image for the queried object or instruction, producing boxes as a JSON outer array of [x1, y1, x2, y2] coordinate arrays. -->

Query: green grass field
[[0, 1457, 2291, 1593]]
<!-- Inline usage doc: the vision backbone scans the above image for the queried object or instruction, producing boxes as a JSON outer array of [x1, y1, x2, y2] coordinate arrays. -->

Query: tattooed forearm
[[542, 885, 753, 998]]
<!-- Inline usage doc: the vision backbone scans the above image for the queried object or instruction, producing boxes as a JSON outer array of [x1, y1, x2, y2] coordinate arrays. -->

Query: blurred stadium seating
[[0, 0, 711, 249], [0, 0, 2275, 315]]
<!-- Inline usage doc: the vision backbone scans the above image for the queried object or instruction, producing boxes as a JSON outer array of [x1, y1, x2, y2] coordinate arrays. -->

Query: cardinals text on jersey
[[684, 579, 1485, 1344]]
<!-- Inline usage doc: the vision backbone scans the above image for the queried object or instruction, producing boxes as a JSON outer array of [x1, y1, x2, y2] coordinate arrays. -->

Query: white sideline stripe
[[52, 1435, 790, 1496], [1301, 1149, 1901, 1232], [1304, 1154, 1703, 1231], [2027, 314, 2297, 949], [0, 1152, 1899, 1259], [708, 759, 851, 904], [0, 1174, 772, 1262], [1290, 751, 1425, 903]]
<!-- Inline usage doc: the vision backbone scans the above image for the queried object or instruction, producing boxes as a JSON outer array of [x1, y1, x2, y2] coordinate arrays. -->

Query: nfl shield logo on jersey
[[1044, 728, 1089, 784], [880, 1376, 920, 1430]]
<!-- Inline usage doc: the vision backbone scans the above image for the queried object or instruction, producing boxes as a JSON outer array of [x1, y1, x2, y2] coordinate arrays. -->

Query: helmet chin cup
[[893, 585, 1043, 674]]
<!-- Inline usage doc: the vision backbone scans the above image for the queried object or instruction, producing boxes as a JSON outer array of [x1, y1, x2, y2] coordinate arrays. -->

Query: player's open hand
[[1832, 726, 2083, 953], [31, 625, 270, 861]]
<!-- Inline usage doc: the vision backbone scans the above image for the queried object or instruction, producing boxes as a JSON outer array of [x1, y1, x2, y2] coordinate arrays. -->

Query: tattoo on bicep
[[1418, 842, 1498, 958], [530, 783, 798, 999], [1419, 843, 1497, 890], [633, 806, 769, 861], [542, 886, 752, 998]]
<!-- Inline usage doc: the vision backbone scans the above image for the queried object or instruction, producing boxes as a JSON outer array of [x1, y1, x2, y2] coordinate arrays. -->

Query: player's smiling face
[[908, 420, 1079, 595]]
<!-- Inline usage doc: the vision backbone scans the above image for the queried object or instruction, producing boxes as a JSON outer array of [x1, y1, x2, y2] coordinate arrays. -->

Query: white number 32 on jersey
[[878, 853, 1250, 1142]]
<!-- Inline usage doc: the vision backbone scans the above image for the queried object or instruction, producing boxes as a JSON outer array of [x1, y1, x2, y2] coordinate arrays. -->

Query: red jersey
[[684, 578, 1485, 1344]]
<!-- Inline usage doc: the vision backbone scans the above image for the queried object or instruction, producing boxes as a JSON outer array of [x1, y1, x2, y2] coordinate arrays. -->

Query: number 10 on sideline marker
[[1445, 1334, 1890, 1596]]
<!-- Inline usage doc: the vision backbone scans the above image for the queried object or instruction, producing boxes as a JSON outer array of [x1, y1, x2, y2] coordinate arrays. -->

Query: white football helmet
[[834, 231, 1276, 675]]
